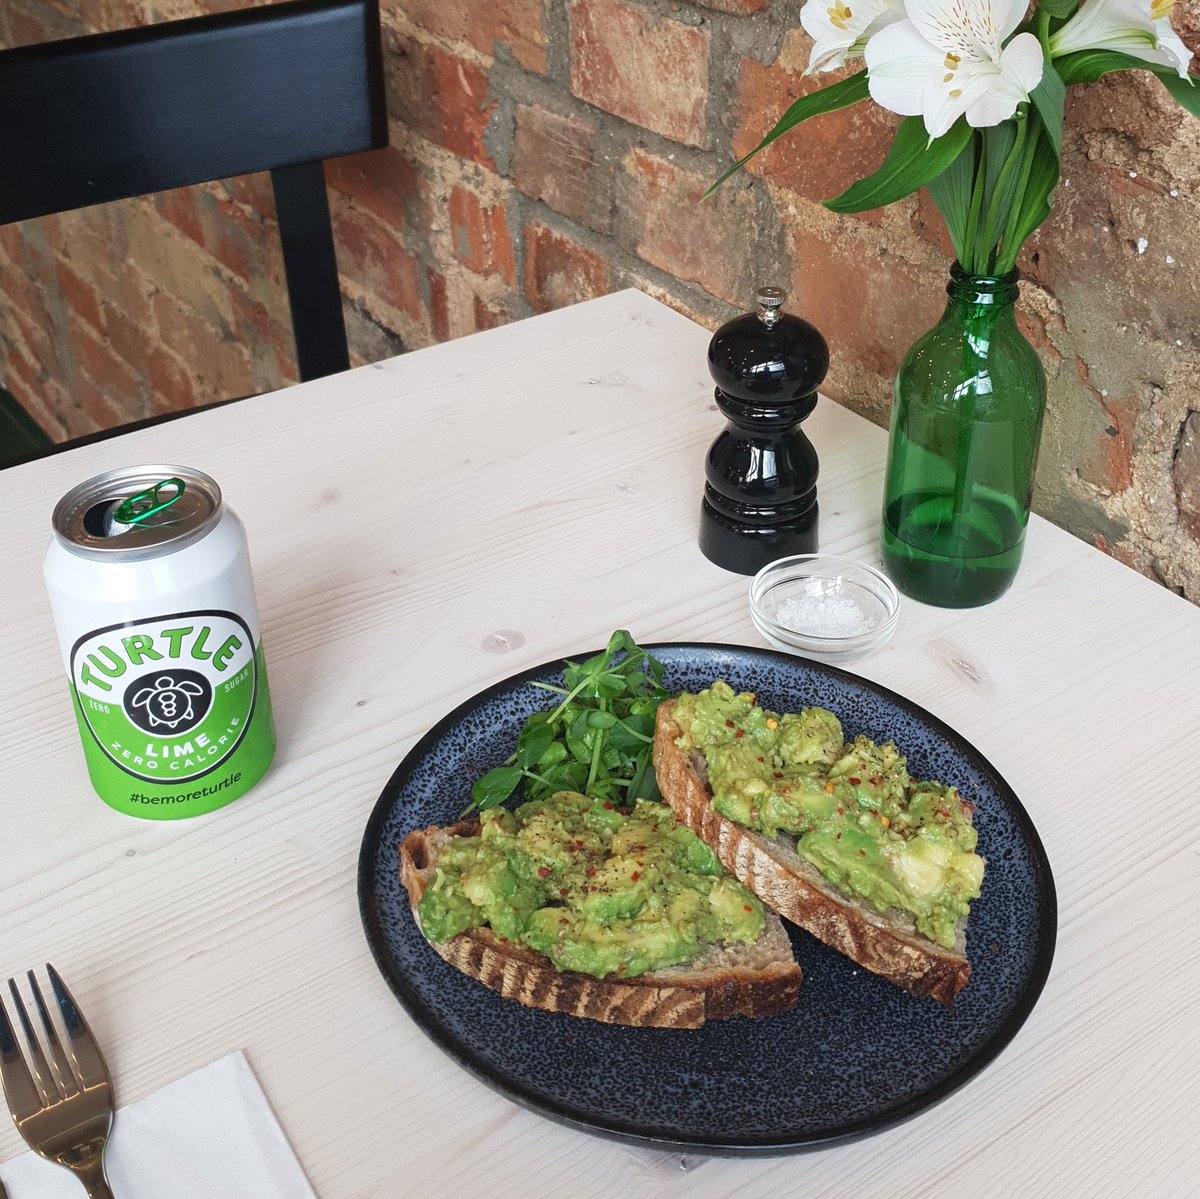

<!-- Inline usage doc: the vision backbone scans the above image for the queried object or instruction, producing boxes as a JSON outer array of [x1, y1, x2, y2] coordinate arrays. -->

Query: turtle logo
[[123, 669, 212, 736]]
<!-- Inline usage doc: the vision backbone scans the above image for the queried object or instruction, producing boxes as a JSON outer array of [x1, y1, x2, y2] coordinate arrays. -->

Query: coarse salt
[[776, 592, 871, 637]]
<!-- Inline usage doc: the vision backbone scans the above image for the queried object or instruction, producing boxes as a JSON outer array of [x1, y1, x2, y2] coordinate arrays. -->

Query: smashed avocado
[[418, 790, 765, 979], [671, 681, 984, 948]]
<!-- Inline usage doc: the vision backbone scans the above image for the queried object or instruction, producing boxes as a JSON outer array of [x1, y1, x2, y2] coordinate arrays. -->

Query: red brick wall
[[2, 0, 1200, 599]]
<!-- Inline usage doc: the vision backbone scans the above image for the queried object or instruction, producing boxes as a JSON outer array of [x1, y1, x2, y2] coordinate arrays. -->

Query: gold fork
[[0, 966, 114, 1198]]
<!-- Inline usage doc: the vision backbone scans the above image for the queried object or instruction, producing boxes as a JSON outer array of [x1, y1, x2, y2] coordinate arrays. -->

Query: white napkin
[[0, 1050, 316, 1198]]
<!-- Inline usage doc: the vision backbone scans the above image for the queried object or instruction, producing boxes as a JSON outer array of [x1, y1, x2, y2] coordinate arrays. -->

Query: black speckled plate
[[358, 643, 1056, 1154]]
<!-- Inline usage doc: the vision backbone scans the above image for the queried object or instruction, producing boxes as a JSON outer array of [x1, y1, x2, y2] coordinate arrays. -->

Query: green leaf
[[605, 629, 637, 657], [535, 740, 568, 771], [997, 120, 1061, 270], [1054, 48, 1198, 118], [704, 70, 870, 199], [608, 712, 654, 753], [1156, 70, 1200, 120], [977, 116, 1027, 264], [586, 710, 619, 729], [1036, 0, 1077, 16], [515, 721, 554, 769], [1029, 58, 1066, 163], [825, 117, 974, 214], [470, 766, 522, 811], [983, 121, 1018, 197], [926, 135, 977, 264], [1055, 48, 1155, 85]]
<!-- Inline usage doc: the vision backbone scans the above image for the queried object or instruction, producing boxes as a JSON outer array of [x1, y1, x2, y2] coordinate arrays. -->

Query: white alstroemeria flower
[[801, 0, 906, 74], [865, 0, 1045, 138], [1049, 0, 1193, 79]]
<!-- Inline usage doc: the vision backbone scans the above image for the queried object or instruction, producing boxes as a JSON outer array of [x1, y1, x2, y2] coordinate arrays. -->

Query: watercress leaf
[[606, 629, 637, 658], [628, 753, 663, 802], [608, 715, 653, 753], [535, 740, 568, 771], [471, 766, 522, 810], [589, 672, 628, 700], [557, 761, 590, 790], [516, 721, 554, 768], [566, 710, 595, 763], [825, 116, 974, 214], [704, 69, 871, 199], [586, 710, 619, 729]]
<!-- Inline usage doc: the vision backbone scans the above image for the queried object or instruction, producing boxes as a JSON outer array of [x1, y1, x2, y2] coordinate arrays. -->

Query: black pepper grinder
[[698, 285, 830, 575]]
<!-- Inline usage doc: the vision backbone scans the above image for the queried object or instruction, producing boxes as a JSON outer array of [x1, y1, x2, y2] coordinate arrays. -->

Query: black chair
[[0, 0, 387, 465]]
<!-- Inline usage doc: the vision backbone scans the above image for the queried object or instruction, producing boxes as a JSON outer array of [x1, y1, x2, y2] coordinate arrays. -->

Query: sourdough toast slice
[[653, 701, 972, 1006], [400, 820, 803, 1029]]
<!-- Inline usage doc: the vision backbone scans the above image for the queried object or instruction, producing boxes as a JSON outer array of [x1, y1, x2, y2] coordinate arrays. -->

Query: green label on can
[[68, 610, 275, 819]]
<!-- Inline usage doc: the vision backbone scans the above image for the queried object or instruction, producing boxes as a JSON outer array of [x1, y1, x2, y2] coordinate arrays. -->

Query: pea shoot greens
[[467, 630, 672, 813]]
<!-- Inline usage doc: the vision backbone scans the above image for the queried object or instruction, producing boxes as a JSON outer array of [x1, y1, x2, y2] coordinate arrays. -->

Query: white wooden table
[[1, 289, 1197, 1197]]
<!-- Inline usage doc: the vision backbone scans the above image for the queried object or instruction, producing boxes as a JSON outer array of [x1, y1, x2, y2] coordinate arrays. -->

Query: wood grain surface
[[1, 290, 1197, 1197]]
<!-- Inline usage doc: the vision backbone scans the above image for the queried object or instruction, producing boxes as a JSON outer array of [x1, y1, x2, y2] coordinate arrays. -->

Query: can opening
[[82, 501, 118, 538]]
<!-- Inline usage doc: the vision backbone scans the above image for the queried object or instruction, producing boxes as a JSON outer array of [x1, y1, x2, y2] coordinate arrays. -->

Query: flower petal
[[904, 0, 1013, 57], [1154, 19, 1194, 77], [920, 72, 972, 136], [986, 0, 1034, 42], [1049, 2, 1190, 78], [802, 0, 909, 73], [865, 19, 945, 116]]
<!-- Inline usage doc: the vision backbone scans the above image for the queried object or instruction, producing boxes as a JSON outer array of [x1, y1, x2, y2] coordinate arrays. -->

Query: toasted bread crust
[[400, 819, 802, 1028], [653, 701, 971, 1007]]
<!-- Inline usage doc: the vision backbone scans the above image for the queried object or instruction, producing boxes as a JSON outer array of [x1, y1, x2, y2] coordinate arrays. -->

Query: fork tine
[[46, 965, 112, 1090], [27, 971, 80, 1098], [0, 985, 43, 1119], [5, 980, 60, 1105]]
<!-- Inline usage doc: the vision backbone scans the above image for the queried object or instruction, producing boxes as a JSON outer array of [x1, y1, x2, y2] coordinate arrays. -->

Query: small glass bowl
[[748, 554, 900, 660]]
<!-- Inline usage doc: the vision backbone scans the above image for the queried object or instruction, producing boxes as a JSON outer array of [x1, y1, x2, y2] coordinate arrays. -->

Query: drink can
[[43, 465, 276, 819]]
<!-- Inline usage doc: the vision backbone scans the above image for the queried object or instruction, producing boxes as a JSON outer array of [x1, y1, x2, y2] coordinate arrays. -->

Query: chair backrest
[[0, 0, 387, 382]]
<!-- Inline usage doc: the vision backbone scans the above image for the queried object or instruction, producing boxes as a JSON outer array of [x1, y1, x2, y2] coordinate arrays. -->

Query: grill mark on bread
[[399, 817, 802, 1028]]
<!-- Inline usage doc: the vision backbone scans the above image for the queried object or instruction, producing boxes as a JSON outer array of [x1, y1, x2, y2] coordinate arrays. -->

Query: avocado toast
[[400, 790, 802, 1028], [653, 684, 984, 1005]]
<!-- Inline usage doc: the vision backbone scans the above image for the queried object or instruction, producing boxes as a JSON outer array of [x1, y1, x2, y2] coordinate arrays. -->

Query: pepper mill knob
[[699, 284, 830, 575], [756, 286, 785, 327]]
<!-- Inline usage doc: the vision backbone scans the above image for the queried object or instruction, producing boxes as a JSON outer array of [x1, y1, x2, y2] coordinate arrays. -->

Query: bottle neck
[[946, 263, 1020, 308]]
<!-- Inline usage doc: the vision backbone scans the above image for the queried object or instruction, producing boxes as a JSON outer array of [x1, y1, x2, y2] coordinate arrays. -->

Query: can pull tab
[[112, 477, 186, 526]]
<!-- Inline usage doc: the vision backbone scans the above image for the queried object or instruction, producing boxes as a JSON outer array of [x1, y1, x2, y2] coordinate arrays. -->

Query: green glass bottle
[[880, 265, 1047, 608]]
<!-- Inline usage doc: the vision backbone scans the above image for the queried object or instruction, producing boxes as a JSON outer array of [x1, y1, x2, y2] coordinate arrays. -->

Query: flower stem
[[998, 121, 1042, 273], [962, 134, 988, 273], [978, 115, 1030, 268]]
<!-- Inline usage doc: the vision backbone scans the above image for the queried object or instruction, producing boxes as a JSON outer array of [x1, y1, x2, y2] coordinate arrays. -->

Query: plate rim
[[358, 641, 1058, 1154]]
